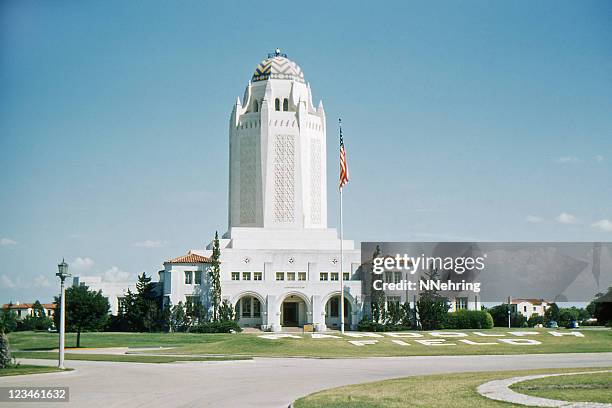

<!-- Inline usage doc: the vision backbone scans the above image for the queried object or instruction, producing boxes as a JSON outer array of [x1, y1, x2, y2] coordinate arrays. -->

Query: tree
[[416, 266, 449, 330], [0, 332, 11, 368], [0, 304, 16, 368], [219, 299, 236, 322], [120, 273, 164, 332], [487, 304, 527, 327], [54, 285, 110, 347], [0, 303, 18, 334], [210, 231, 222, 322], [544, 303, 560, 324], [587, 287, 612, 326], [186, 297, 207, 326], [169, 302, 188, 332], [557, 307, 579, 327]]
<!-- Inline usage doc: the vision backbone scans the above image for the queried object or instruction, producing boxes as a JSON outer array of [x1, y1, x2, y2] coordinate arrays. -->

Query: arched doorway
[[279, 293, 310, 328], [325, 295, 351, 330], [234, 294, 264, 328]]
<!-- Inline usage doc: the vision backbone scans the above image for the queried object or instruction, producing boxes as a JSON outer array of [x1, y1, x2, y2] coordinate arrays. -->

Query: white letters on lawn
[[548, 331, 584, 337], [257, 330, 583, 347], [348, 340, 379, 346], [415, 339, 455, 346], [499, 338, 542, 345]]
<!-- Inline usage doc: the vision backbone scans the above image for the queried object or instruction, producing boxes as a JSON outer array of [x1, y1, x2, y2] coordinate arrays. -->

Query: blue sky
[[1, 1, 611, 302]]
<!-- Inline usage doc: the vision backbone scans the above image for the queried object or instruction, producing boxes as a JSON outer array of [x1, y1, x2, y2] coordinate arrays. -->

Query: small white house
[[511, 298, 550, 320]]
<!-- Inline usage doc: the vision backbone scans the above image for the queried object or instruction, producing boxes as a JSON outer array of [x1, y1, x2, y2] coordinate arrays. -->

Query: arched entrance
[[279, 293, 311, 328], [234, 293, 264, 328], [324, 295, 351, 330]]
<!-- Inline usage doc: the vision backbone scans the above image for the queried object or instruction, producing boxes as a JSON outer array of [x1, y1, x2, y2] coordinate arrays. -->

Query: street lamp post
[[56, 259, 70, 370]]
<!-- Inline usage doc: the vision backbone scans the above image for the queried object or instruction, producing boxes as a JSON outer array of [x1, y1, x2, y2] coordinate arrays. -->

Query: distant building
[[72, 276, 137, 315], [510, 298, 550, 319], [2, 302, 56, 319]]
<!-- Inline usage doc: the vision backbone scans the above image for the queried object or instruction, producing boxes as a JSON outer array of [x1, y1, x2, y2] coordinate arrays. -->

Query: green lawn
[[11, 351, 249, 363], [511, 371, 612, 404], [0, 364, 69, 377], [293, 367, 612, 408], [8, 329, 612, 358]]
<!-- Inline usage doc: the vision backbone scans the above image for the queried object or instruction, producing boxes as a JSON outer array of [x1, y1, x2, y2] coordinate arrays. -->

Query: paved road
[[3, 353, 612, 408]]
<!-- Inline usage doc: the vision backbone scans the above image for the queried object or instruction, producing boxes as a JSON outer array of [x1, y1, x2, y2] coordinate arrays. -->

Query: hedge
[[357, 319, 412, 332], [190, 320, 242, 333], [443, 310, 493, 329]]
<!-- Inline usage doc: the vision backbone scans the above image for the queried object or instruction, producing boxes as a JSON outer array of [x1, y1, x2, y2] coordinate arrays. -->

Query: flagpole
[[339, 118, 345, 334]]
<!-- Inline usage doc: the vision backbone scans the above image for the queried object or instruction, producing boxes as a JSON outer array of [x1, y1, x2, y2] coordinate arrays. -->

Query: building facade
[[160, 50, 363, 331], [2, 302, 56, 319], [72, 276, 137, 315], [511, 298, 550, 320]]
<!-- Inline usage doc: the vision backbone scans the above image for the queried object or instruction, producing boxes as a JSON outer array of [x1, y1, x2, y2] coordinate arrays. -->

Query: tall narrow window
[[330, 298, 339, 317], [253, 298, 261, 317], [184, 271, 193, 284], [253, 100, 259, 112], [283, 98, 289, 111], [195, 271, 202, 285], [242, 298, 251, 317], [275, 98, 280, 111]]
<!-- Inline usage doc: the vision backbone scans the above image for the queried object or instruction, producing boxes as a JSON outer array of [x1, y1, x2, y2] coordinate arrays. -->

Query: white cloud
[[595, 155, 604, 163], [0, 238, 17, 246], [33, 274, 51, 288], [103, 266, 131, 282], [0, 275, 16, 289], [133, 240, 167, 248], [555, 156, 581, 164], [556, 213, 578, 224], [592, 219, 612, 232], [71, 257, 95, 272], [525, 215, 544, 223]]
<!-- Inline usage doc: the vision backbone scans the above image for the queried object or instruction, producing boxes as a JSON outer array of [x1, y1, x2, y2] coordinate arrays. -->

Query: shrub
[[0, 333, 12, 368], [443, 310, 493, 329], [190, 320, 242, 333], [17, 316, 54, 331], [357, 318, 411, 332], [527, 314, 545, 327]]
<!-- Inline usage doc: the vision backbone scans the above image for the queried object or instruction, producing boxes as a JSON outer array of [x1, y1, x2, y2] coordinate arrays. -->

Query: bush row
[[442, 310, 493, 329], [189, 320, 242, 333]]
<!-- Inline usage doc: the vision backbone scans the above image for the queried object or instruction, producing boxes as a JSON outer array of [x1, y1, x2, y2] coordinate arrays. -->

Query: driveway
[[4, 353, 612, 408]]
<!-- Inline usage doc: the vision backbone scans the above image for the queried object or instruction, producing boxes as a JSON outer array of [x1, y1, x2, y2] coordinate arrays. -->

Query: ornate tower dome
[[252, 49, 305, 83], [227, 50, 327, 237]]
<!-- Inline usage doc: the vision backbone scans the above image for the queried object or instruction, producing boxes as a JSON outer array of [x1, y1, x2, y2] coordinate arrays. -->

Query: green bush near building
[[443, 310, 493, 329]]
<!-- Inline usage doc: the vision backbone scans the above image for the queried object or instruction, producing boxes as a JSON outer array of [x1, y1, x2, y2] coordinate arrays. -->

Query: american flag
[[339, 120, 349, 189]]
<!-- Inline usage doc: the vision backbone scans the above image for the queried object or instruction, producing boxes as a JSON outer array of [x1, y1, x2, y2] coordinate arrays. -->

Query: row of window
[[184, 270, 351, 284], [319, 272, 350, 281], [276, 271, 307, 281], [251, 98, 290, 112], [231, 271, 263, 281]]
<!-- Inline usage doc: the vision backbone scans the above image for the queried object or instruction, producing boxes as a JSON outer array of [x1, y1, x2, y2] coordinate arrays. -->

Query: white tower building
[[160, 50, 363, 332]]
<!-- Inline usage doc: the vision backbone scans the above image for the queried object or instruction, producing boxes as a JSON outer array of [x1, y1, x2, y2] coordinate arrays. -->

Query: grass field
[[11, 351, 249, 363], [293, 367, 612, 408], [7, 329, 612, 358], [0, 364, 68, 377], [511, 371, 612, 404]]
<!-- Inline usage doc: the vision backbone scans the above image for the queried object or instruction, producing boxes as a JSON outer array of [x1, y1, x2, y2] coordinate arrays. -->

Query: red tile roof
[[2, 303, 56, 310], [165, 252, 212, 264]]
